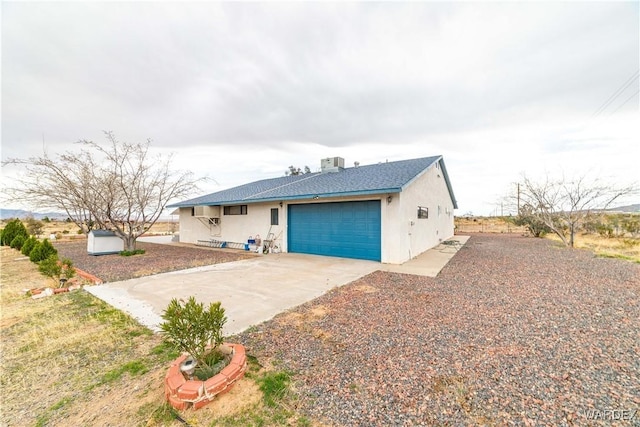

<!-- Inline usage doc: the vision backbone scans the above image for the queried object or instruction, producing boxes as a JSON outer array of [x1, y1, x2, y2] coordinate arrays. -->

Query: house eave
[[167, 188, 403, 208]]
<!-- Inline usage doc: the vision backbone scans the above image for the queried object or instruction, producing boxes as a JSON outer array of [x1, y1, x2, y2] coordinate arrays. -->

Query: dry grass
[[454, 216, 640, 263], [0, 245, 311, 427], [546, 233, 640, 263], [0, 246, 167, 426], [455, 217, 526, 234]]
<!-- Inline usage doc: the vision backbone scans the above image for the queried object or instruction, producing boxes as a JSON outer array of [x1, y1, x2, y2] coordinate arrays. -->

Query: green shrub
[[61, 257, 75, 280], [512, 210, 551, 238], [159, 297, 227, 373], [1, 219, 28, 246], [39, 255, 62, 279], [120, 249, 145, 256], [21, 237, 38, 256], [29, 239, 57, 263], [10, 235, 26, 250], [38, 255, 75, 282]]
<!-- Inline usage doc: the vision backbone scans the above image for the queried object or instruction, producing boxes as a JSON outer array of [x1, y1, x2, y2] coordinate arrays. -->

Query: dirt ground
[[455, 216, 526, 234]]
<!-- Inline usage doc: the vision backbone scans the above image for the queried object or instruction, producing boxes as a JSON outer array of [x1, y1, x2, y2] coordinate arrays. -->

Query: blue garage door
[[288, 200, 381, 261]]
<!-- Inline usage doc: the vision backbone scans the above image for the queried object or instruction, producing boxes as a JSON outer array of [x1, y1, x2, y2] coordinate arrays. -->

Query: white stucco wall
[[382, 161, 455, 264], [178, 204, 285, 250]]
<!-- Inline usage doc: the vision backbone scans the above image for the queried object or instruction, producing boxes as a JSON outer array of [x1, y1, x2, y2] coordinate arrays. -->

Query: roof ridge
[[243, 172, 319, 200]]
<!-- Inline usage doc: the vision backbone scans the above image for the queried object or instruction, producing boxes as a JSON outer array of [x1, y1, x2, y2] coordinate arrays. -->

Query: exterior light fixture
[[387, 195, 393, 204]]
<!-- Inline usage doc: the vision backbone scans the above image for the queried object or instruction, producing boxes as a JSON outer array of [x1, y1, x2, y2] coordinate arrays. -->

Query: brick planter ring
[[164, 343, 247, 410]]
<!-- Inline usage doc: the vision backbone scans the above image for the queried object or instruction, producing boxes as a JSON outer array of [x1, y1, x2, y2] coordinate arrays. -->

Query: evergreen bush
[[21, 236, 38, 256], [29, 239, 57, 263], [10, 235, 25, 250], [1, 219, 28, 246]]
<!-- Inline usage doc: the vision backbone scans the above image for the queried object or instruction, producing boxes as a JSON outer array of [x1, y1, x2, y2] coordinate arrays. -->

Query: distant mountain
[[0, 208, 68, 220], [1, 208, 176, 221], [607, 204, 640, 213]]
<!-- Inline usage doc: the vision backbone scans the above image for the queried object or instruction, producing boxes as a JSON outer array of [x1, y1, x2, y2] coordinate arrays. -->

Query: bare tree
[[518, 173, 637, 247], [285, 165, 311, 176], [3, 132, 201, 251]]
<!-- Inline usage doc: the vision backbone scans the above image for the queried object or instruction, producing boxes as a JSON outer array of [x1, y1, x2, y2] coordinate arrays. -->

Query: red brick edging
[[165, 343, 248, 410], [74, 267, 103, 284]]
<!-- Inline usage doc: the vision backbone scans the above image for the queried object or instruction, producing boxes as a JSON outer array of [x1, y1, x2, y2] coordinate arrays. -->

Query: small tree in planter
[[160, 297, 229, 380], [38, 255, 76, 286]]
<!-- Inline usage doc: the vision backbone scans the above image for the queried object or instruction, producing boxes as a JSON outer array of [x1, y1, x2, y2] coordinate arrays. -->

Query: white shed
[[87, 230, 124, 255]]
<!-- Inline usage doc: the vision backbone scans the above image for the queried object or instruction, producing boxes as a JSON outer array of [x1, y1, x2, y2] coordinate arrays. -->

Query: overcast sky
[[2, 1, 638, 215]]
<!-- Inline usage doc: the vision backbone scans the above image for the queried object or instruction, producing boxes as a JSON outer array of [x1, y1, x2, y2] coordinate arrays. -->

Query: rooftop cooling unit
[[320, 157, 345, 173]]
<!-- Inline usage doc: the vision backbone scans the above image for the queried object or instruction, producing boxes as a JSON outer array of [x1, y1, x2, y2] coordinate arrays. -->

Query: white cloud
[[2, 1, 638, 215]]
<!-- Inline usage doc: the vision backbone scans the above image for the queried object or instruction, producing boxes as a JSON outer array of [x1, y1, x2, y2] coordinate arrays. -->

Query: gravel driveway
[[236, 234, 640, 426]]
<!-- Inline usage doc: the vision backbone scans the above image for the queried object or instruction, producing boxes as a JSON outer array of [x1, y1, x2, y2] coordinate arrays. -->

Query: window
[[417, 206, 428, 219], [223, 205, 247, 215], [270, 208, 279, 225], [191, 207, 195, 216]]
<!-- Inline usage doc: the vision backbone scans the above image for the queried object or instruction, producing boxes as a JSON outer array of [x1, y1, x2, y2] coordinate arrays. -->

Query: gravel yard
[[54, 240, 252, 282], [236, 234, 640, 426]]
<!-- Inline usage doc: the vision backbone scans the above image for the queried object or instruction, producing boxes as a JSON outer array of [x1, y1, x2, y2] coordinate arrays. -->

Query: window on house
[[223, 205, 247, 215], [271, 208, 279, 225], [191, 207, 195, 216], [417, 206, 429, 219]]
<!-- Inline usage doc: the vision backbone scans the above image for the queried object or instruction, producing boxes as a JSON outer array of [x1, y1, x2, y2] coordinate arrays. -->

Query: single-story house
[[168, 155, 457, 264]]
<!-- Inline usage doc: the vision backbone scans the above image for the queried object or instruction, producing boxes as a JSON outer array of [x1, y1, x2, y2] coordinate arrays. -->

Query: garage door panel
[[288, 201, 381, 261]]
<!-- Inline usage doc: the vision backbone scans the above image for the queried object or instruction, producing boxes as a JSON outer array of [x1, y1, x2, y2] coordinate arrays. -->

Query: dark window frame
[[223, 205, 248, 215], [417, 206, 429, 219]]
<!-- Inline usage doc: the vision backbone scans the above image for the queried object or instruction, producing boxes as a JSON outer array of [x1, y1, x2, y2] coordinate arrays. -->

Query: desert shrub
[[25, 217, 44, 237], [512, 213, 551, 238], [29, 239, 57, 263], [1, 219, 28, 246], [160, 297, 227, 374], [21, 236, 38, 256], [621, 216, 640, 237], [10, 235, 25, 250]]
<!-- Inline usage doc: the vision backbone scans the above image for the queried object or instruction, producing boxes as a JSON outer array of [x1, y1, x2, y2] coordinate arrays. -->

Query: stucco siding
[[178, 204, 285, 250], [383, 162, 455, 264]]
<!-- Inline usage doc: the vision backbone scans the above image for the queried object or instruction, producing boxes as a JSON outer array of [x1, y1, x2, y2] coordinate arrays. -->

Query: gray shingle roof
[[169, 156, 457, 208]]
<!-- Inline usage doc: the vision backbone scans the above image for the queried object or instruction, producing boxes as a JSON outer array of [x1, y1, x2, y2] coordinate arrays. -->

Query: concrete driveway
[[86, 253, 379, 335]]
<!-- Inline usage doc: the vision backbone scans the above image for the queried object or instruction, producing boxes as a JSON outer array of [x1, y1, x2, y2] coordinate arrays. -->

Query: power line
[[608, 89, 639, 116], [591, 70, 639, 119]]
